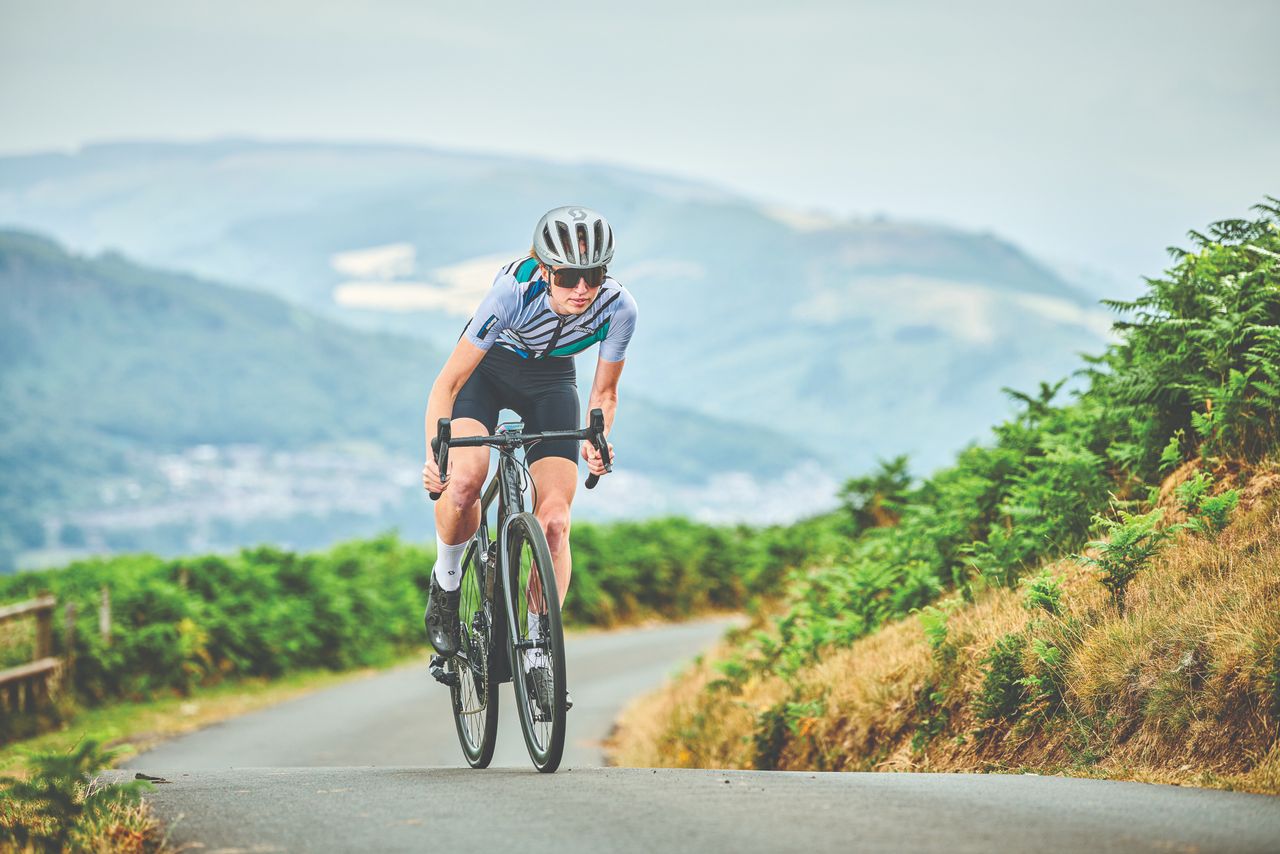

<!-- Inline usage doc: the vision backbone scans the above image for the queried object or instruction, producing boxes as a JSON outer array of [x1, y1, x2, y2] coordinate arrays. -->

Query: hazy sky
[[3, 0, 1277, 289]]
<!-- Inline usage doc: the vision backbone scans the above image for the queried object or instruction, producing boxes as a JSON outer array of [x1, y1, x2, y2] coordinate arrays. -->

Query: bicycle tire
[[448, 539, 499, 768], [503, 512, 567, 773]]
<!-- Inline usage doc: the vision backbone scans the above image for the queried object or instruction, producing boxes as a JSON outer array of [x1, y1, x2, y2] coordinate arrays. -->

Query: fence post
[[64, 601, 77, 678], [99, 585, 112, 645], [35, 592, 53, 660]]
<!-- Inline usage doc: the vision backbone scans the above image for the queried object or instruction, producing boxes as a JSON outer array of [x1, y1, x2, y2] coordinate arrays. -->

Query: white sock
[[525, 615, 544, 669], [433, 536, 468, 592]]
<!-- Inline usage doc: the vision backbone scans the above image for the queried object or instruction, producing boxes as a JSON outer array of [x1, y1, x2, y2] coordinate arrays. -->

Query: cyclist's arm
[[589, 284, 636, 436], [425, 271, 518, 455], [586, 357, 625, 437], [424, 338, 488, 457]]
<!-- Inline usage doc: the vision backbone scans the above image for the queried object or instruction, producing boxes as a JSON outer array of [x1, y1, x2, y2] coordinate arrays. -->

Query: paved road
[[105, 767, 1280, 854], [126, 616, 736, 771], [116, 617, 1280, 853]]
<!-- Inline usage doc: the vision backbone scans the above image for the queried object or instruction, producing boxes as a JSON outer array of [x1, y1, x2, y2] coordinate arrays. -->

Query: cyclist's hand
[[423, 456, 446, 494], [581, 439, 614, 477]]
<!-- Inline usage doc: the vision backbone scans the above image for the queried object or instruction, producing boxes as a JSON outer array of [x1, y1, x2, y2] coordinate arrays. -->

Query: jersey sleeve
[[462, 270, 519, 351], [599, 285, 638, 363]]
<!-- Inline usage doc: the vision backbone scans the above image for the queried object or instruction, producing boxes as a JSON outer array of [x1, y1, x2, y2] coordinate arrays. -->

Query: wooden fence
[[0, 594, 76, 715]]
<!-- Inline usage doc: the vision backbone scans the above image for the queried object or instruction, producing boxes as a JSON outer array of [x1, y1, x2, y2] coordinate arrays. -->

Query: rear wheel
[[504, 512, 567, 773], [448, 539, 499, 768]]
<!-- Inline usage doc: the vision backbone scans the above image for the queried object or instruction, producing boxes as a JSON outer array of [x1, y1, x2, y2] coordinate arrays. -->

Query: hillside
[[0, 140, 1111, 472], [0, 231, 816, 570], [608, 201, 1280, 793]]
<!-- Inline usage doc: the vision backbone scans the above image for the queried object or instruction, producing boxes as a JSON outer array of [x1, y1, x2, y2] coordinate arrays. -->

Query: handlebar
[[428, 408, 612, 501]]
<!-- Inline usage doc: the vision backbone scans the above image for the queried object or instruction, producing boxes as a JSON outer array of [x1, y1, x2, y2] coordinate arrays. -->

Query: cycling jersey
[[462, 256, 638, 362]]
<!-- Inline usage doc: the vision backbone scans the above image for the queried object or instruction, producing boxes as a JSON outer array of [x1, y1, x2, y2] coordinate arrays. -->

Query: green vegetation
[[0, 515, 809, 742], [611, 201, 1280, 793], [0, 740, 157, 853], [1175, 471, 1241, 537], [973, 632, 1027, 723], [678, 199, 1280, 694], [1079, 508, 1173, 610]]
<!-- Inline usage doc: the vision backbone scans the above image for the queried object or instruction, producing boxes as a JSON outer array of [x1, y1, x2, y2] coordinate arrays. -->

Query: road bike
[[426, 409, 611, 773]]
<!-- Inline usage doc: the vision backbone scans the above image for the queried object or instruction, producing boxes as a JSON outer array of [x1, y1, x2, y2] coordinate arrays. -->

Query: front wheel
[[503, 512, 567, 773], [448, 539, 499, 768]]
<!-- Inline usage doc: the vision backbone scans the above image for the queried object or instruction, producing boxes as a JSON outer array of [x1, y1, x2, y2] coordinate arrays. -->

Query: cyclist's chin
[[556, 298, 593, 314]]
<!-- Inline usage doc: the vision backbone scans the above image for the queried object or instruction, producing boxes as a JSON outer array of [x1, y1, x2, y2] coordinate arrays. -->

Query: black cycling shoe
[[526, 664, 555, 718], [424, 574, 461, 658], [524, 662, 573, 717]]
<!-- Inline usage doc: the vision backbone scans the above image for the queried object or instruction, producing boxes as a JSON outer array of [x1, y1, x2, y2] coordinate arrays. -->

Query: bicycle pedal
[[429, 654, 460, 688]]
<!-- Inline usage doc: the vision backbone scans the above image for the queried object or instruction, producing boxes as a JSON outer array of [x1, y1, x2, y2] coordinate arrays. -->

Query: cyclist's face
[[545, 267, 602, 316]]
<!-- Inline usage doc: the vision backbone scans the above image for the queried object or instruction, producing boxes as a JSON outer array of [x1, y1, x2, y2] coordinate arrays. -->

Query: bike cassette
[[429, 654, 460, 687]]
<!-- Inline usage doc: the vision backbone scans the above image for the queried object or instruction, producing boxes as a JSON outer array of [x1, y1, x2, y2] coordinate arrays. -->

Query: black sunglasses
[[552, 266, 606, 289]]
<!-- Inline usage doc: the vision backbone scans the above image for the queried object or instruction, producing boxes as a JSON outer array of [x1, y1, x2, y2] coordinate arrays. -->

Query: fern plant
[[1078, 508, 1173, 611]]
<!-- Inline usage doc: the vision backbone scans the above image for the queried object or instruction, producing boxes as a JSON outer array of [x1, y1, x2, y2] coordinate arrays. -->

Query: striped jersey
[[462, 256, 638, 362]]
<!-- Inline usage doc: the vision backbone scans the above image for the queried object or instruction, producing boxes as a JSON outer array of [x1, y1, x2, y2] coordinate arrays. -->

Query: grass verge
[[609, 467, 1280, 795]]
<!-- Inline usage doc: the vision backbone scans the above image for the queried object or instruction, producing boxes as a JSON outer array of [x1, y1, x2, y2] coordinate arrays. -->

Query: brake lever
[[428, 418, 451, 500], [585, 408, 612, 490]]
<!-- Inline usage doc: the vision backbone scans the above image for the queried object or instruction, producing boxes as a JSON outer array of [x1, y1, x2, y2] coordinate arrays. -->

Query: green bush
[[1017, 637, 1066, 711], [0, 517, 797, 727], [1175, 472, 1241, 537], [1078, 509, 1173, 610], [1019, 569, 1064, 616], [974, 632, 1028, 723]]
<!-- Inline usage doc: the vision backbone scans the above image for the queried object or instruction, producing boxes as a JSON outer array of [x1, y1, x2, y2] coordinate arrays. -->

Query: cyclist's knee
[[444, 454, 487, 508], [538, 504, 571, 552]]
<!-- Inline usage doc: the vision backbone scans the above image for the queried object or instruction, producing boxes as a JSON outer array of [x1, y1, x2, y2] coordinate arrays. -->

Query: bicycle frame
[[467, 446, 528, 685], [429, 409, 612, 686]]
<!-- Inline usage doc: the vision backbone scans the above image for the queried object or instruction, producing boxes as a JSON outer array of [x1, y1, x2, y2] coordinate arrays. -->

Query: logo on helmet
[[567, 207, 588, 223]]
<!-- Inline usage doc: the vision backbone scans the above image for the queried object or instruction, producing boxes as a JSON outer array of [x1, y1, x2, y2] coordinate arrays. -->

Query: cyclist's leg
[[437, 358, 501, 547], [426, 366, 497, 656], [528, 458, 576, 604], [435, 418, 490, 542], [523, 379, 580, 606]]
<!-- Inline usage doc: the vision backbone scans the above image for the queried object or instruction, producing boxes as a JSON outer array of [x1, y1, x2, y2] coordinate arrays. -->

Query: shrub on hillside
[[700, 199, 1280, 695]]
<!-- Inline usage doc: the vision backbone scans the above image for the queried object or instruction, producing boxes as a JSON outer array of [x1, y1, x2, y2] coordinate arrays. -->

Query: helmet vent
[[575, 223, 590, 265], [555, 221, 575, 264], [592, 221, 605, 263]]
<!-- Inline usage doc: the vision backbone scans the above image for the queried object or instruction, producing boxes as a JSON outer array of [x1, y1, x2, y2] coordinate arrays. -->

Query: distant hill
[[0, 141, 1113, 474], [0, 231, 818, 570]]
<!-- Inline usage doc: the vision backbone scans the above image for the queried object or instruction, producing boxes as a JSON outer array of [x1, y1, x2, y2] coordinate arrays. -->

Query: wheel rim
[[509, 519, 564, 766]]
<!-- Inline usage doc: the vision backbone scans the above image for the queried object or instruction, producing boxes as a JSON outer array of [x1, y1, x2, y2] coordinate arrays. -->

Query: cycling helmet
[[533, 206, 614, 268]]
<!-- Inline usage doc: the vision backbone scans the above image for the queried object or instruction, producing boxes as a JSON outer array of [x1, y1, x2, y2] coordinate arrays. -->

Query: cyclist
[[421, 206, 637, 712]]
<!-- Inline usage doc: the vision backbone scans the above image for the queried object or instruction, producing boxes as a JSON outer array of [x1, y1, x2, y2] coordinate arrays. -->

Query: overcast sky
[[2, 0, 1277, 289]]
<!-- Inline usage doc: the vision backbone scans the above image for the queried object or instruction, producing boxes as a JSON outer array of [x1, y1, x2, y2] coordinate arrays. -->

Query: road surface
[[114, 617, 1280, 853]]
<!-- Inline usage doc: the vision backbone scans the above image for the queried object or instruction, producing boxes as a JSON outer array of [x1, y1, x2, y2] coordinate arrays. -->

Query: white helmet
[[533, 206, 614, 268]]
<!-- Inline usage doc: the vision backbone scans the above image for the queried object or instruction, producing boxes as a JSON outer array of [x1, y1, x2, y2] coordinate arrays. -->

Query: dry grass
[[0, 790, 167, 854], [609, 462, 1280, 794]]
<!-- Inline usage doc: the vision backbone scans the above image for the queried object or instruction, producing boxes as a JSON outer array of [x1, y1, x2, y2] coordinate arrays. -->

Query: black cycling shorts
[[452, 345, 580, 465]]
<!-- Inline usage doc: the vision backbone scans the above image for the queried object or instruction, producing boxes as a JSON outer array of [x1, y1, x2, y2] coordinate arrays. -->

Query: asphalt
[[124, 616, 737, 770], [112, 616, 1280, 853]]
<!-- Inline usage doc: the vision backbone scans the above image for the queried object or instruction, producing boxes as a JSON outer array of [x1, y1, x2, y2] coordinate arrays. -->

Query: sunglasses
[[552, 266, 606, 289]]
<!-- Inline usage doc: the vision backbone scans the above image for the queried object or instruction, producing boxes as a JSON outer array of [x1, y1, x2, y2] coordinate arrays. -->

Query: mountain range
[[0, 140, 1115, 568], [0, 230, 816, 570]]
